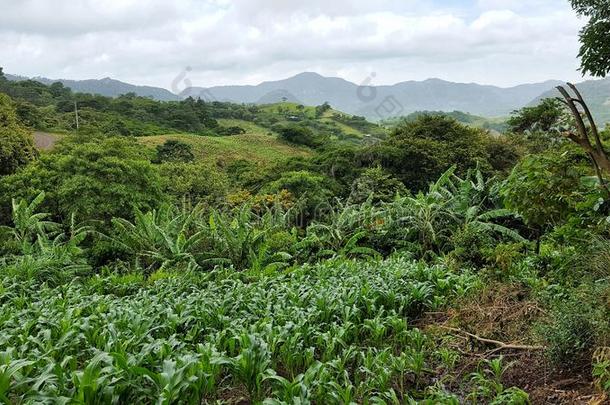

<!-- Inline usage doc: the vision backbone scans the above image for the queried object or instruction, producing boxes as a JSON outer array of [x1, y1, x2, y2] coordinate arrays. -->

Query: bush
[[0, 137, 166, 224], [539, 284, 610, 367], [0, 93, 37, 176], [155, 139, 195, 163], [277, 124, 323, 148], [216, 125, 246, 136], [159, 162, 228, 206]]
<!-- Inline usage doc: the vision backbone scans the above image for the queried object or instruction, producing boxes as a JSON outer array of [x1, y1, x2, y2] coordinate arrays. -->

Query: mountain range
[[531, 77, 610, 125], [5, 73, 181, 101], [6, 72, 610, 123]]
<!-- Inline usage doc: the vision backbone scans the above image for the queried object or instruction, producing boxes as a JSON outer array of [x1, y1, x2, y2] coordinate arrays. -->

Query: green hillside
[[0, 75, 383, 168], [253, 102, 387, 140], [140, 132, 311, 167], [383, 110, 508, 133], [3, 56, 610, 402]]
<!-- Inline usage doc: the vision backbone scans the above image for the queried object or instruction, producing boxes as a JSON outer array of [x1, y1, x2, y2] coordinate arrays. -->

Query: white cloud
[[0, 0, 587, 89]]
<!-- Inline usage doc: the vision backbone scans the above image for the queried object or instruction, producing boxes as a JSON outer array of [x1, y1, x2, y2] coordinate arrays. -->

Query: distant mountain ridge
[[5, 74, 181, 101], [531, 77, 610, 125], [6, 71, 609, 123], [183, 72, 565, 120]]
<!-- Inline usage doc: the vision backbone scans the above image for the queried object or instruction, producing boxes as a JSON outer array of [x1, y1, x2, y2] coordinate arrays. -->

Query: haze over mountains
[[7, 72, 609, 122]]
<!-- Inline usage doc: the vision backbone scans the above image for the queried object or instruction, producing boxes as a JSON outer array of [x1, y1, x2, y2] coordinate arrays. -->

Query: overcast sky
[[0, 0, 590, 91]]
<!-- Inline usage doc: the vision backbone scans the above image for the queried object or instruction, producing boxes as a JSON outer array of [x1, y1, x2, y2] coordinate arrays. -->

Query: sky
[[0, 0, 591, 91]]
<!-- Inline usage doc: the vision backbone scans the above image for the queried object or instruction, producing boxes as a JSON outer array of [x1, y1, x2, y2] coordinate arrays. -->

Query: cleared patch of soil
[[33, 131, 61, 150]]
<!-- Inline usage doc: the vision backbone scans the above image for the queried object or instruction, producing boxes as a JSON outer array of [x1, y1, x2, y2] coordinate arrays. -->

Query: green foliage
[[507, 98, 567, 135], [2, 69, 609, 401], [155, 140, 195, 163], [348, 166, 407, 204], [0, 137, 165, 224], [277, 124, 324, 147], [0, 193, 91, 285], [467, 357, 530, 404], [263, 170, 334, 224], [539, 285, 609, 367], [501, 148, 593, 231], [570, 0, 610, 77], [0, 93, 37, 176], [506, 98, 570, 153], [110, 203, 293, 273], [368, 115, 492, 191], [216, 125, 246, 136], [0, 256, 479, 402], [385, 110, 508, 133], [315, 102, 331, 118], [593, 351, 610, 395], [159, 162, 228, 206]]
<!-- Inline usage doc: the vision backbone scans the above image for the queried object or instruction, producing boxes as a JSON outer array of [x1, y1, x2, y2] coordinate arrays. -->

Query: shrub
[[539, 285, 609, 367], [277, 124, 323, 148], [159, 162, 228, 206], [155, 139, 195, 163], [0, 137, 166, 224], [0, 93, 37, 176], [216, 125, 246, 136]]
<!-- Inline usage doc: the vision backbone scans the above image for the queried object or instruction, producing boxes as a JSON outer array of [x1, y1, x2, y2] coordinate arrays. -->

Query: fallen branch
[[439, 326, 545, 351]]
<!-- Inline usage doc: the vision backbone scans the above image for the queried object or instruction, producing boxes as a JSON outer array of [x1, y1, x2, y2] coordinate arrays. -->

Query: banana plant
[[111, 204, 207, 272]]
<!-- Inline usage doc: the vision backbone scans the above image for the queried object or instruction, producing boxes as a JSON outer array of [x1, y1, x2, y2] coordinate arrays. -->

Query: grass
[[258, 102, 317, 119], [216, 119, 274, 136], [139, 133, 311, 167], [259, 102, 386, 139]]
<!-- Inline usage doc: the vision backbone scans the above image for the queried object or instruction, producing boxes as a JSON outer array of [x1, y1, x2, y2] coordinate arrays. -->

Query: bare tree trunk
[[557, 84, 610, 195]]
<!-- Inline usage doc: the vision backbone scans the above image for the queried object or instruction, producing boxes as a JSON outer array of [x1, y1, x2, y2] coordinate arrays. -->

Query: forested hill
[[9, 71, 610, 124], [184, 73, 562, 119], [6, 73, 181, 101], [0, 71, 385, 142]]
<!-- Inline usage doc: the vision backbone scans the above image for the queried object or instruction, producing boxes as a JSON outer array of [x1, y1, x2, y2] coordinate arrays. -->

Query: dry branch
[[439, 326, 545, 352]]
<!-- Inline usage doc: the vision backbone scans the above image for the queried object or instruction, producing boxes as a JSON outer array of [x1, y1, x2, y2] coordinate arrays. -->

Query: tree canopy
[[0, 93, 37, 176], [570, 0, 610, 77]]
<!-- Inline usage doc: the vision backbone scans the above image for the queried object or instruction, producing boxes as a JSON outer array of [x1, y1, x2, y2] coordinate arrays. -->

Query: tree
[[501, 149, 591, 241], [348, 166, 406, 204], [263, 170, 334, 225], [0, 93, 37, 176], [155, 139, 195, 163], [570, 0, 610, 77], [159, 162, 228, 206], [277, 124, 322, 148], [0, 137, 165, 224], [366, 115, 491, 191], [507, 98, 567, 134], [315, 102, 331, 118]]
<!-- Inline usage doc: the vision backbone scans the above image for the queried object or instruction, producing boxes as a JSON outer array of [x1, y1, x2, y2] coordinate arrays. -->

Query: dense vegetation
[[382, 111, 508, 133], [0, 70, 382, 142], [0, 2, 609, 401]]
